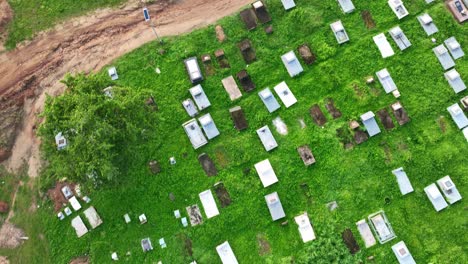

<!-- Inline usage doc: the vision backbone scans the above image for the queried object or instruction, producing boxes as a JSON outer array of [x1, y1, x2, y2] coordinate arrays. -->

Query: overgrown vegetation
[[4, 0, 126, 49], [37, 0, 467, 263], [39, 74, 157, 184]]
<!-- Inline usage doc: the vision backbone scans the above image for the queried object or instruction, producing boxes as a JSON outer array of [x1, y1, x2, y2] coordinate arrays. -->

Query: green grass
[[0, 167, 51, 263], [5, 0, 126, 49], [38, 0, 467, 263]]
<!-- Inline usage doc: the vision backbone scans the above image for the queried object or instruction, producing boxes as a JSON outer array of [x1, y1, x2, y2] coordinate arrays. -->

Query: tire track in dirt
[[0, 0, 251, 177]]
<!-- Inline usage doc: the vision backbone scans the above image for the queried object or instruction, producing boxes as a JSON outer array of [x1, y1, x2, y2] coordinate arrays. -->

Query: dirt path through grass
[[0, 0, 251, 177]]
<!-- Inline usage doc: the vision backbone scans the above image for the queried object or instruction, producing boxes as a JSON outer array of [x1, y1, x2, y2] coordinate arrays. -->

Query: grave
[[201, 54, 215, 76], [297, 44, 316, 65], [215, 25, 226, 42], [256, 234, 271, 255], [252, 1, 271, 23], [198, 153, 218, 177], [361, 10, 376, 29], [186, 205, 203, 226], [237, 70, 256, 92], [214, 182, 232, 207], [297, 145, 316, 166], [148, 160, 161, 174], [240, 9, 257, 30], [354, 129, 369, 145], [222, 76, 242, 101], [342, 229, 360, 254], [272, 117, 288, 135], [377, 109, 395, 130], [325, 98, 342, 119], [391, 102, 410, 125], [229, 106, 248, 131], [238, 39, 256, 64], [336, 127, 354, 149], [310, 104, 327, 126], [265, 25, 273, 34], [215, 49, 230, 68], [177, 233, 193, 256]]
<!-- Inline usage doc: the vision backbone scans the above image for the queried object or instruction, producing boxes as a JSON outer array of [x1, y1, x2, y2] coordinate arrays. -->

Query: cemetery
[[37, 0, 467, 263]]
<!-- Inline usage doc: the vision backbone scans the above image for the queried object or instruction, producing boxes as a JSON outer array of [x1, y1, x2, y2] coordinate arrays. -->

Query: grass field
[[0, 167, 51, 263], [4, 0, 126, 49], [37, 0, 467, 263]]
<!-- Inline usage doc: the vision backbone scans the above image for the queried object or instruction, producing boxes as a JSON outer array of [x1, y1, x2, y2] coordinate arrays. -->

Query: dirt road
[[0, 0, 251, 177]]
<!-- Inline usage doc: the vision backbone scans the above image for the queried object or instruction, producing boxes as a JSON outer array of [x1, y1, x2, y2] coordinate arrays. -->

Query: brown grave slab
[[238, 39, 256, 64], [325, 98, 342, 119], [229, 106, 248, 131], [391, 101, 410, 126], [297, 145, 316, 166], [198, 153, 218, 177], [148, 160, 161, 174], [342, 228, 360, 255], [214, 182, 231, 207], [237, 70, 255, 92], [377, 109, 395, 130], [354, 130, 369, 144], [252, 1, 271, 23], [310, 104, 327, 126], [297, 44, 316, 65], [240, 9, 257, 30]]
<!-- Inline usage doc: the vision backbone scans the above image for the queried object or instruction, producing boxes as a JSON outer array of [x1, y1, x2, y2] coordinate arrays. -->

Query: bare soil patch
[[69, 256, 89, 264], [256, 234, 271, 255], [0, 222, 25, 249], [0, 256, 10, 264]]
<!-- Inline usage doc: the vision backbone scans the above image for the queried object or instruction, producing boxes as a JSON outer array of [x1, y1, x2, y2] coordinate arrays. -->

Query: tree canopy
[[39, 73, 157, 185]]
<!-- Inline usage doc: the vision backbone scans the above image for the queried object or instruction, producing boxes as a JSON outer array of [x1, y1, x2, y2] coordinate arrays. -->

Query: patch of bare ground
[[0, 222, 25, 249], [0, 0, 252, 178], [69, 256, 89, 264], [0, 256, 10, 264], [257, 234, 271, 255]]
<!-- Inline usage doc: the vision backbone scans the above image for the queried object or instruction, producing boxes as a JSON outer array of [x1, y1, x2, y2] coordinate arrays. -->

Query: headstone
[[366, 76, 375, 84], [198, 153, 218, 177], [349, 120, 360, 130], [111, 252, 119, 261], [170, 157, 176, 165], [326, 201, 338, 211], [281, 220, 289, 226], [159, 238, 167, 248], [64, 207, 72, 216], [272, 117, 288, 135], [181, 217, 188, 227], [298, 118, 306, 129], [174, 210, 181, 218], [124, 214, 131, 224], [148, 160, 161, 174]]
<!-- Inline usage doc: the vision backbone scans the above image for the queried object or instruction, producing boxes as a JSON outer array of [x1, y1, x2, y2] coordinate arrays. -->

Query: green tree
[[39, 73, 156, 185]]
